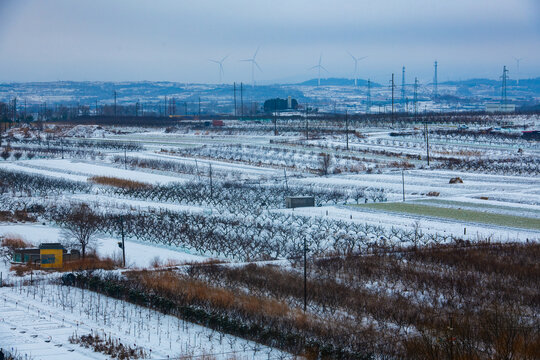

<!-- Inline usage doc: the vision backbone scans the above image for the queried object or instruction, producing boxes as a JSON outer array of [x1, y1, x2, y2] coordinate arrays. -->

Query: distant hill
[[441, 77, 540, 89], [297, 78, 381, 87], [440, 78, 501, 87]]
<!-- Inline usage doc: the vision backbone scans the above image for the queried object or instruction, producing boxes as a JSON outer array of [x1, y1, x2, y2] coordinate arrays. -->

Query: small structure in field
[[12, 243, 80, 268], [286, 196, 315, 209], [449, 177, 463, 184], [39, 243, 64, 268]]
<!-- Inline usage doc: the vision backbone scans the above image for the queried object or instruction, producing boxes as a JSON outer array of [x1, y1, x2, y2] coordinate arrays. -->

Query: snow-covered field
[[1, 120, 539, 358], [0, 283, 289, 359]]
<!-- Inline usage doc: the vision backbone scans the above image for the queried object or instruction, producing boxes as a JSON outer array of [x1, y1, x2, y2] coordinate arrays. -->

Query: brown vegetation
[[1, 235, 31, 250], [69, 332, 147, 359], [0, 209, 37, 222], [89, 176, 152, 190], [69, 241, 539, 359]]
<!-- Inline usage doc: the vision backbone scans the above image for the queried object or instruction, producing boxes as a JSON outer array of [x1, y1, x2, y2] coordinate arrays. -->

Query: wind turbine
[[309, 54, 328, 86], [348, 52, 367, 87], [209, 55, 228, 83], [514, 57, 523, 86], [240, 47, 262, 87]]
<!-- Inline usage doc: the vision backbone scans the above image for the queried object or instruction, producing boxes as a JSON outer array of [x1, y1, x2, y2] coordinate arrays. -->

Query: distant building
[[263, 98, 299, 113], [522, 130, 540, 141], [286, 196, 315, 209], [485, 103, 515, 113]]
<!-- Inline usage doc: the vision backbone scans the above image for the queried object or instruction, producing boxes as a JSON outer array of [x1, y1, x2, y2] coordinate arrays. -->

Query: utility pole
[[401, 66, 406, 107], [367, 79, 372, 113], [114, 91, 117, 118], [283, 169, 289, 193], [433, 61, 438, 98], [233, 82, 237, 117], [402, 170, 405, 202], [124, 146, 127, 169], [303, 236, 307, 312], [414, 77, 419, 121], [96, 99, 98, 116], [425, 121, 430, 166], [345, 110, 349, 150], [390, 73, 395, 127], [305, 105, 309, 140], [240, 82, 244, 120], [164, 96, 168, 116], [273, 100, 277, 136], [209, 163, 213, 199], [501, 65, 508, 107], [119, 215, 126, 268], [12, 97, 17, 123], [198, 96, 201, 122]]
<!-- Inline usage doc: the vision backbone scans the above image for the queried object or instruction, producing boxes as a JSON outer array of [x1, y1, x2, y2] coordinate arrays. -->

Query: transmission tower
[[501, 65, 508, 106], [414, 77, 419, 119], [433, 61, 438, 98], [366, 79, 372, 113], [401, 66, 406, 103], [390, 73, 395, 125], [114, 91, 117, 118]]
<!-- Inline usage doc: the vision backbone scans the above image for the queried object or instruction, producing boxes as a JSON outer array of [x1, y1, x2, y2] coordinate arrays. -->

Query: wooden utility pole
[[345, 110, 349, 150], [198, 97, 201, 122], [402, 170, 405, 202], [240, 82, 244, 119], [273, 100, 277, 136], [305, 105, 309, 140], [303, 236, 307, 312], [209, 163, 213, 199], [391, 73, 395, 127], [233, 82, 237, 117], [119, 216, 126, 267], [425, 120, 429, 166]]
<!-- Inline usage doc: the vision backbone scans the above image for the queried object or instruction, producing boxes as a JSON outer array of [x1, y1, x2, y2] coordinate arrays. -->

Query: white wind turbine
[[348, 52, 367, 87], [209, 55, 228, 83], [309, 54, 328, 86], [240, 47, 262, 86]]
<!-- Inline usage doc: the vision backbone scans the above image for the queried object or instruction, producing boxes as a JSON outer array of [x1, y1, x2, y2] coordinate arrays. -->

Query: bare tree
[[61, 204, 100, 259], [320, 153, 332, 176]]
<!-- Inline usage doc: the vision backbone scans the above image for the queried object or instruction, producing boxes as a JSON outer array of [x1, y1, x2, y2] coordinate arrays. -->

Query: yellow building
[[39, 243, 64, 268]]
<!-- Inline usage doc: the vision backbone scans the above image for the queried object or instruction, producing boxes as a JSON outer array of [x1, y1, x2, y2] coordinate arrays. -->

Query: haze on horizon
[[0, 0, 539, 85]]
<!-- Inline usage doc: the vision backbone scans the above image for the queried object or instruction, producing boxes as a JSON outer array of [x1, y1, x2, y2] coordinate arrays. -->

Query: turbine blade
[[347, 51, 356, 61], [358, 56, 368, 61], [221, 55, 229, 63], [320, 65, 329, 73], [254, 61, 262, 72], [253, 46, 260, 59]]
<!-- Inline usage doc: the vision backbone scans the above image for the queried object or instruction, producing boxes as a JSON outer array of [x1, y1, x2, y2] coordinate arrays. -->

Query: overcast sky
[[0, 0, 539, 84]]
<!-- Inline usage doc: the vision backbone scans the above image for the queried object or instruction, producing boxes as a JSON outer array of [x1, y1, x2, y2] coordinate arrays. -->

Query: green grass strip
[[352, 202, 540, 230]]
